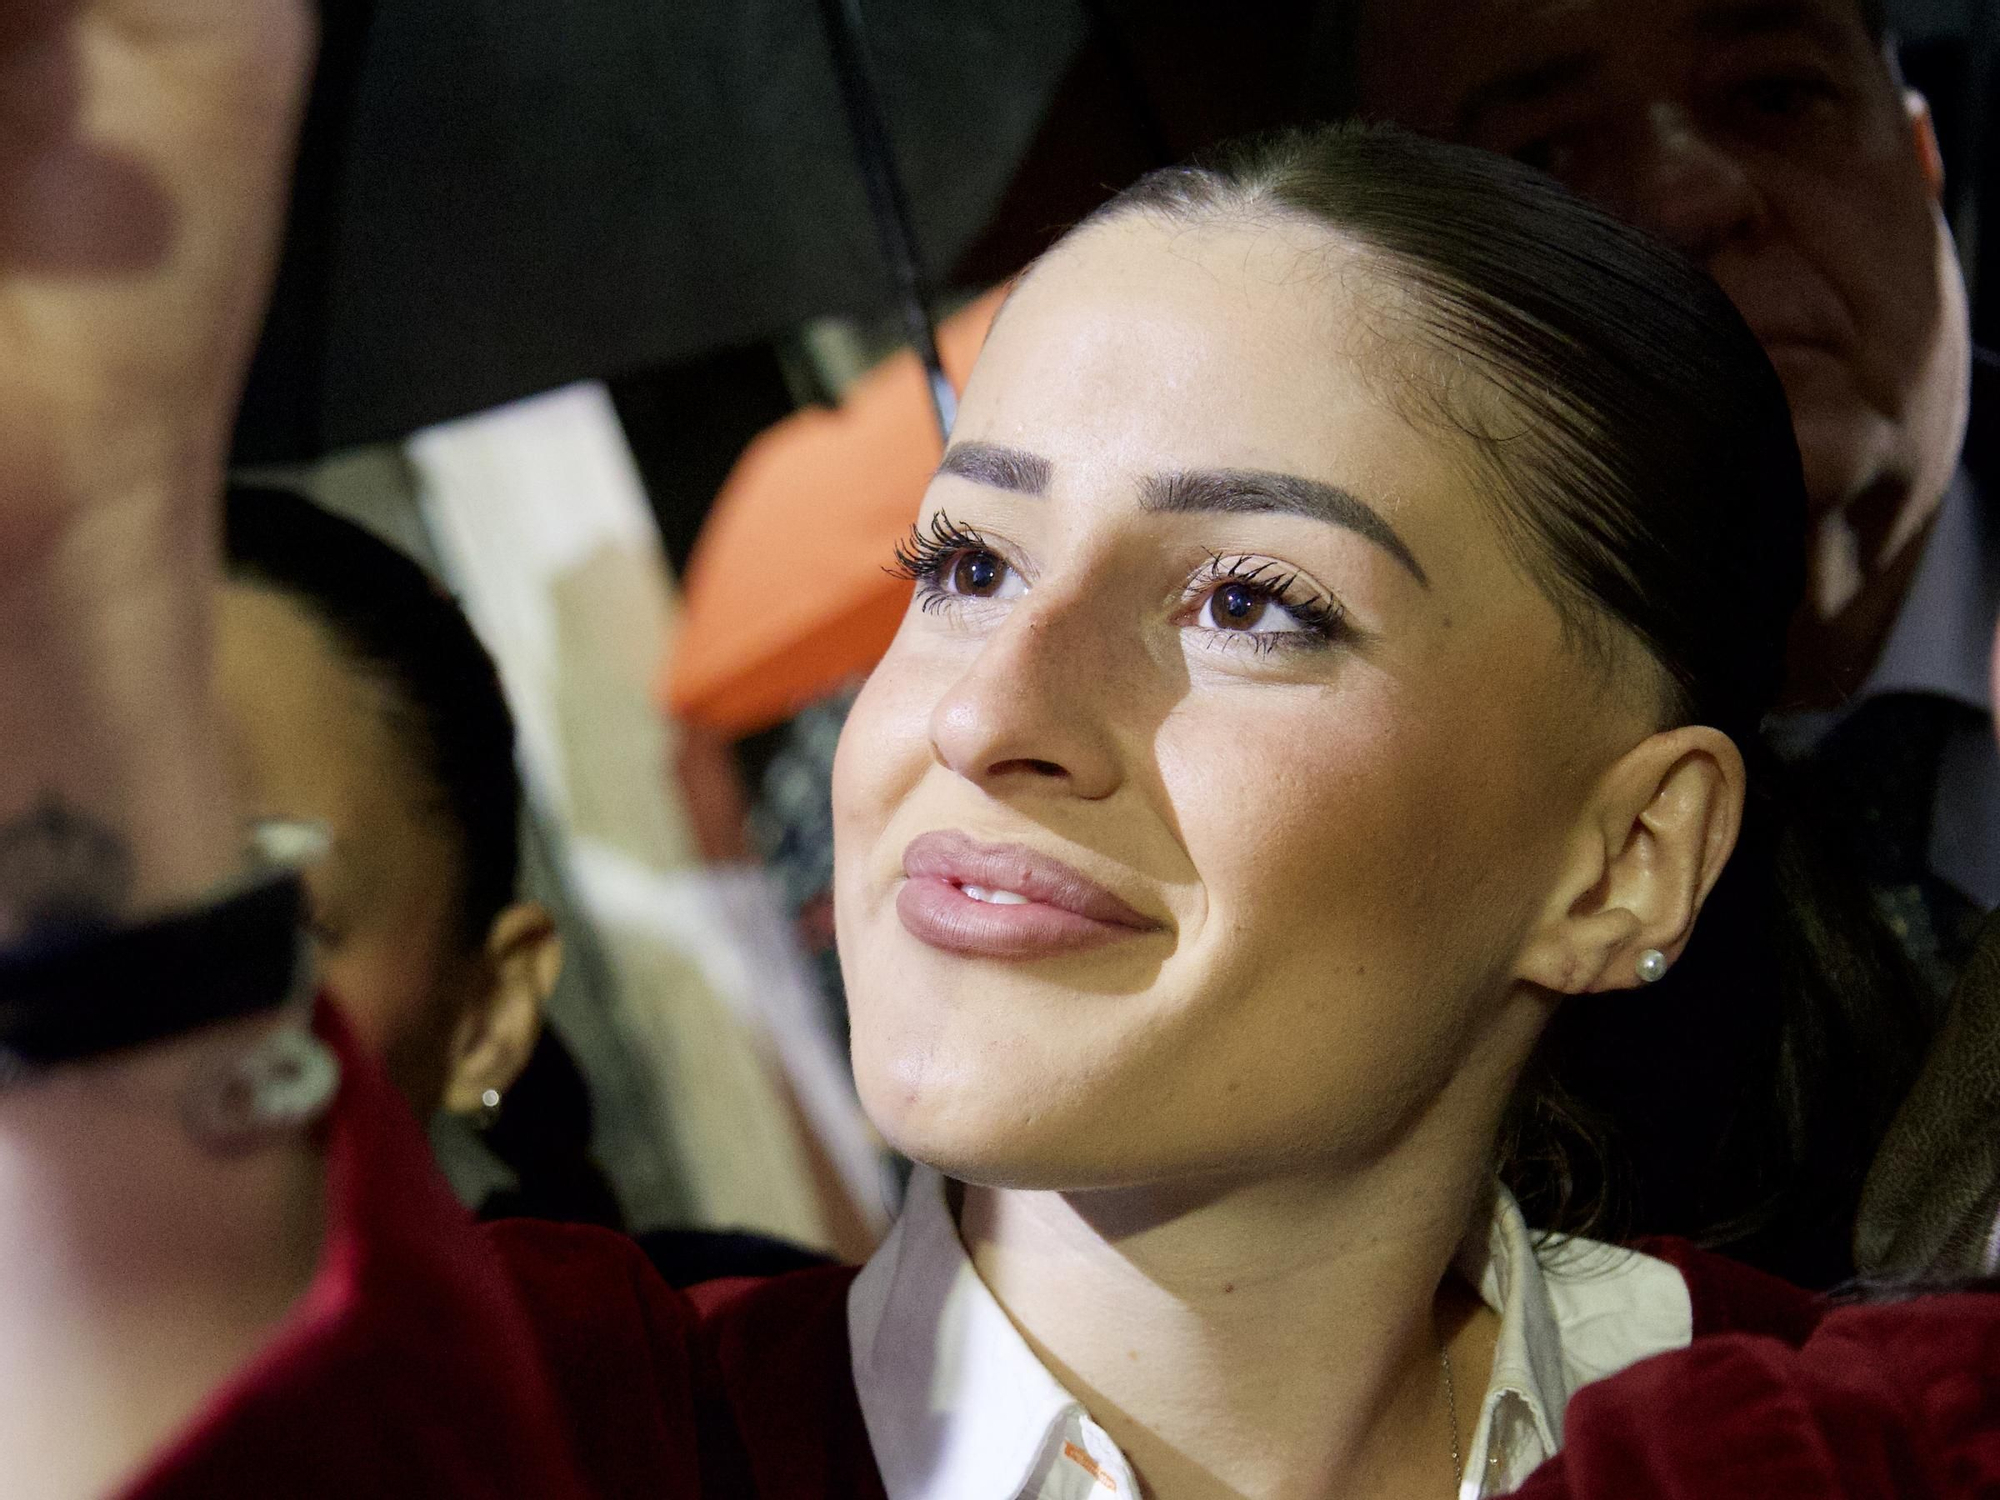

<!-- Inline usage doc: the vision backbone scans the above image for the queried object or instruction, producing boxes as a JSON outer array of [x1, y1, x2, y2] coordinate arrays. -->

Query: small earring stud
[[1635, 948, 1669, 984]]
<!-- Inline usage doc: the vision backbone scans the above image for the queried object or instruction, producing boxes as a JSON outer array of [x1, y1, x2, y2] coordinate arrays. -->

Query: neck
[[1782, 473, 1944, 709], [0, 1016, 324, 1500], [963, 1148, 1498, 1500]]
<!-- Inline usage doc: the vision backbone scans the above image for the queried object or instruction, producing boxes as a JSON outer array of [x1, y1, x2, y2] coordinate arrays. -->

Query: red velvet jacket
[[118, 1011, 2000, 1498]]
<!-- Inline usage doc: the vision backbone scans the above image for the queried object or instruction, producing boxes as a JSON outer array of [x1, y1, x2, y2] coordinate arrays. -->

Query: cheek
[[832, 642, 941, 894], [318, 942, 443, 1055], [316, 934, 466, 1109], [1168, 682, 1523, 951], [1771, 149, 1942, 384], [1152, 669, 1552, 1132], [832, 647, 949, 1106]]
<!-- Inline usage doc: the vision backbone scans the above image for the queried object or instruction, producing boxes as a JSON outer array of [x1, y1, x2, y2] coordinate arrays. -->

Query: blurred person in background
[[1334, 0, 1992, 1008], [220, 484, 557, 1128], [1851, 598, 2000, 1276], [222, 483, 826, 1281], [1330, 0, 1997, 1280]]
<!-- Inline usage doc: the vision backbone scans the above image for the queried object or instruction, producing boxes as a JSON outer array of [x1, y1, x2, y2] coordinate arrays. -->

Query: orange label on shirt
[[1062, 1440, 1119, 1492]]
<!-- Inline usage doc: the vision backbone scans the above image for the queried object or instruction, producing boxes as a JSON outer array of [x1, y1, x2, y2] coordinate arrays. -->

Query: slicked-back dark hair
[[224, 484, 522, 948], [1076, 124, 1924, 1282]]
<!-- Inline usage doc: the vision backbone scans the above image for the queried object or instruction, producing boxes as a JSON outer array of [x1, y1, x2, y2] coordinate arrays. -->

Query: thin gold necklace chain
[[1440, 1346, 1464, 1493]]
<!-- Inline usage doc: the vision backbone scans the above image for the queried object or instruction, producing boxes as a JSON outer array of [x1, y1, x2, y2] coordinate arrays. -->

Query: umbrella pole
[[814, 0, 957, 442]]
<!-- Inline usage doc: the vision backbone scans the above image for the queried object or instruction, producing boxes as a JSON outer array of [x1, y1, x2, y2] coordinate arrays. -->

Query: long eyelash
[[889, 513, 1008, 617], [1195, 553, 1349, 647], [888, 512, 989, 585]]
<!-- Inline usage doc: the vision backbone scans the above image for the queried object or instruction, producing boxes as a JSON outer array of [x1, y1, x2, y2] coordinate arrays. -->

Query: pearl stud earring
[[1635, 948, 1668, 984]]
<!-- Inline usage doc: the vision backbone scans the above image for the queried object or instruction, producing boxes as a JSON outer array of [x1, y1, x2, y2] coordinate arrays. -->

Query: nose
[[1619, 103, 1765, 264], [927, 590, 1125, 801]]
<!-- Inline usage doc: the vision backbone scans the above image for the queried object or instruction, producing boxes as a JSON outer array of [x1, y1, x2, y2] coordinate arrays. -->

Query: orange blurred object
[[662, 289, 1004, 740]]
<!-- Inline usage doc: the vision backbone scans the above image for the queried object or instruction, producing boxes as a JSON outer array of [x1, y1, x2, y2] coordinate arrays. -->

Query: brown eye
[[1187, 558, 1346, 655], [1208, 581, 1269, 631], [947, 549, 1007, 597]]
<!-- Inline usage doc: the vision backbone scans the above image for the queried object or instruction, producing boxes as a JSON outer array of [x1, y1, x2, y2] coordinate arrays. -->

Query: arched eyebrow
[[936, 441, 1053, 495], [1144, 469, 1429, 587], [935, 444, 1428, 588]]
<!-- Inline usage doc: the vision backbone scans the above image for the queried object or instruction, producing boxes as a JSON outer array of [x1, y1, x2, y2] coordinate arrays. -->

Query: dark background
[[238, 0, 2000, 573]]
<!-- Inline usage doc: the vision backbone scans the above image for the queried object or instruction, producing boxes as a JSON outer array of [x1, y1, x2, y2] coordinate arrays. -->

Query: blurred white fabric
[[406, 382, 878, 1244]]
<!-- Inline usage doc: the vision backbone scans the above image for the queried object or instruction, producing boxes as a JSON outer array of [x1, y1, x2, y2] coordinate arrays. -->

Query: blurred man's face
[[1356, 0, 1969, 578]]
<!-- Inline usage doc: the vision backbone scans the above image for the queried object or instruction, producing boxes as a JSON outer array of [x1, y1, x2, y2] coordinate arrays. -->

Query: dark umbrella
[[236, 0, 1085, 462], [231, 0, 1334, 467]]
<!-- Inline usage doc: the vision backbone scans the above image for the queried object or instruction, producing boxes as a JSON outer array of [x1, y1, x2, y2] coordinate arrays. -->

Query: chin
[[853, 1042, 1028, 1182], [853, 1039, 1148, 1193]]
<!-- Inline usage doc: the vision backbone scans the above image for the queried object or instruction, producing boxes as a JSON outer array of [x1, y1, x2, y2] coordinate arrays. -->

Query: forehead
[[962, 215, 1436, 486], [948, 214, 1539, 613], [215, 585, 444, 876], [1354, 0, 1874, 128]]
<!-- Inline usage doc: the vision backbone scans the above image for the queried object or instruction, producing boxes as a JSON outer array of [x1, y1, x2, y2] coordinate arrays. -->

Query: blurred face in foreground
[[833, 213, 1725, 1189], [1355, 0, 1968, 615]]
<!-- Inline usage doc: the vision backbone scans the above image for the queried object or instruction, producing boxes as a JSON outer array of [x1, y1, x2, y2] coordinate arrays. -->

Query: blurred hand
[[0, 0, 312, 567], [0, 0, 314, 931], [0, 19, 319, 1495]]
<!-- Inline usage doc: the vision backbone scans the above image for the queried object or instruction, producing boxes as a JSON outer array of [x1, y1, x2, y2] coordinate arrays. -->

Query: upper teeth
[[961, 884, 1030, 905]]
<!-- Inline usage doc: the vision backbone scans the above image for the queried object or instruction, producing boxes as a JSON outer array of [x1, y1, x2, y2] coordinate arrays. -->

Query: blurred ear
[[1513, 726, 1745, 996], [1907, 90, 1946, 202], [440, 901, 562, 1115]]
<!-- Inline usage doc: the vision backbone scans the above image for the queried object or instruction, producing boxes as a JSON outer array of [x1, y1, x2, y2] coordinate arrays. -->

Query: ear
[[440, 901, 562, 1115], [1513, 726, 1745, 996], [1907, 89, 1946, 203]]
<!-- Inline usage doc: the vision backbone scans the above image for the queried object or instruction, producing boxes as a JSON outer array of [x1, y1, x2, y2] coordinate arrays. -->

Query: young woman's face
[[833, 214, 1656, 1190]]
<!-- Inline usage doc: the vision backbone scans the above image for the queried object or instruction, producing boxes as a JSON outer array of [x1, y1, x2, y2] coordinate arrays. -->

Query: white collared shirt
[[850, 1167, 1692, 1500]]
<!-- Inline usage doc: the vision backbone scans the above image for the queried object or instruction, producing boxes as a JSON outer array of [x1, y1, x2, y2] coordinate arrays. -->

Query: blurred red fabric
[[123, 1002, 2000, 1499]]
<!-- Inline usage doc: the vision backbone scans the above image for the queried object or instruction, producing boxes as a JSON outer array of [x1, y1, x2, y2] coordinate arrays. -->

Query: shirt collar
[[1865, 468, 1996, 714], [1454, 1191, 1692, 1495], [1760, 469, 2000, 906], [849, 1166, 1082, 1500], [1770, 467, 1996, 763], [850, 1168, 1692, 1500]]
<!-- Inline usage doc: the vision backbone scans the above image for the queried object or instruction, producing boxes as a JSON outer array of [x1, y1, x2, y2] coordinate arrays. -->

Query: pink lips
[[896, 829, 1161, 959]]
